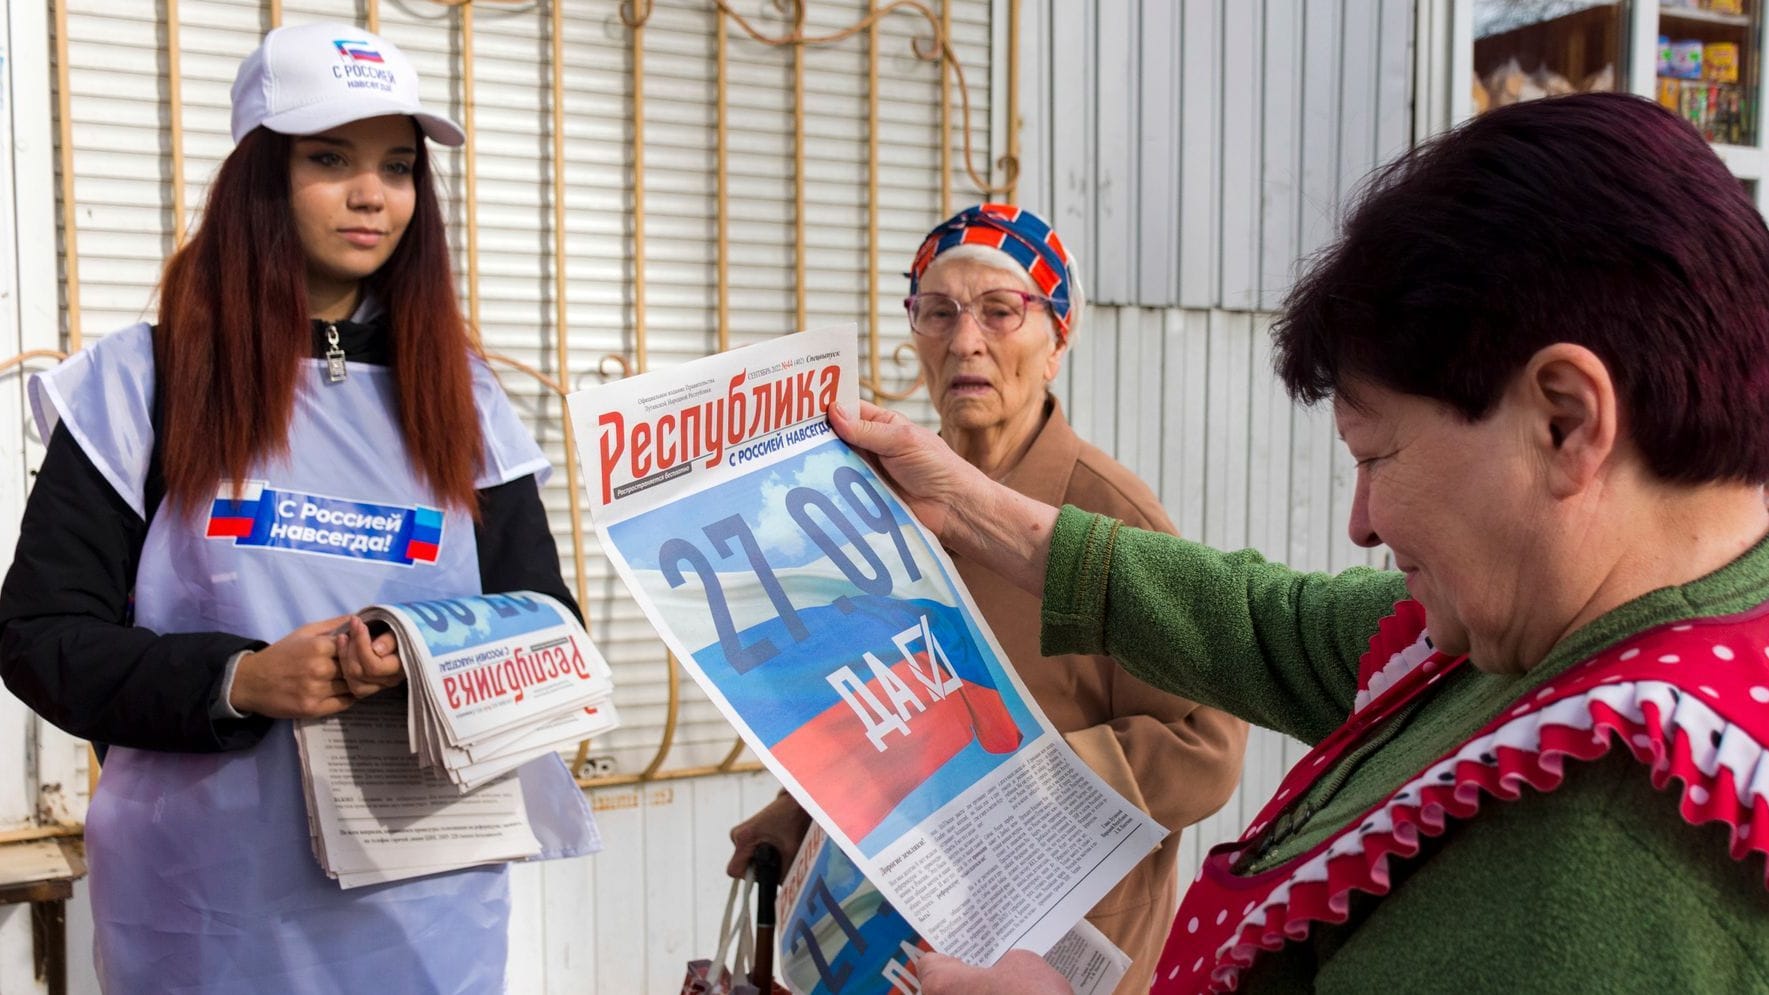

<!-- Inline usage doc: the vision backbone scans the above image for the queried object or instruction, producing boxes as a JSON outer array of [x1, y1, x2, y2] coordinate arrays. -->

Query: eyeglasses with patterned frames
[[903, 289, 1063, 339]]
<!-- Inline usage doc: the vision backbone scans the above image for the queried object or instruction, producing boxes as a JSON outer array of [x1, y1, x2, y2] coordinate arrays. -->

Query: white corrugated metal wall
[[0, 1, 1422, 991], [1018, 0, 1415, 891]]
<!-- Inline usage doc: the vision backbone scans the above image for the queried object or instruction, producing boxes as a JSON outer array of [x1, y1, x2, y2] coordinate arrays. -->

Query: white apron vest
[[30, 322, 599, 994]]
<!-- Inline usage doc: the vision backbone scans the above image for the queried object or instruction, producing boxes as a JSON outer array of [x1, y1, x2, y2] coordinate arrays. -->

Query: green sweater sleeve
[[1040, 505, 1408, 744]]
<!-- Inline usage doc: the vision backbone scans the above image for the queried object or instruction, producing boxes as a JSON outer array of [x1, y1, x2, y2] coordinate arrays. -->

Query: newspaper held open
[[567, 325, 1164, 969]]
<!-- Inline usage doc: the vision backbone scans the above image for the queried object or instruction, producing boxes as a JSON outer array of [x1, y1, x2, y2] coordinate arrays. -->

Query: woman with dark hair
[[832, 92, 1769, 993], [0, 23, 592, 993]]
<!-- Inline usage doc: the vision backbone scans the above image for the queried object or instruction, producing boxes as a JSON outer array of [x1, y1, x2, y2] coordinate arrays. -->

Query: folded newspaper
[[294, 591, 618, 887], [779, 824, 1130, 995]]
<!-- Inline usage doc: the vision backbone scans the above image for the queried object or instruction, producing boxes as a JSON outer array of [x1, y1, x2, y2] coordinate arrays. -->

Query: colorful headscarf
[[908, 203, 1079, 340]]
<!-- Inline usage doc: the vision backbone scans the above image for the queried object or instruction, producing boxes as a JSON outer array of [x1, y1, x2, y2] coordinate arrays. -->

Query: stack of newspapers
[[294, 591, 618, 887]]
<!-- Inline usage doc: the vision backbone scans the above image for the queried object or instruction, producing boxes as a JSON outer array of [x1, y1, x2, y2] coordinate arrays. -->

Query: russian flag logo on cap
[[333, 39, 385, 63]]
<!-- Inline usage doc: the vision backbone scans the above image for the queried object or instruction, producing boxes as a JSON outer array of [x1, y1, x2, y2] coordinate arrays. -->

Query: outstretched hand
[[827, 400, 986, 544], [829, 400, 1060, 597]]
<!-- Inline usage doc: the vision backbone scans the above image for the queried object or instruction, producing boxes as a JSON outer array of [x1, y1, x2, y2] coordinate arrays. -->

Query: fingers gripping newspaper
[[567, 325, 1163, 987], [294, 592, 617, 888]]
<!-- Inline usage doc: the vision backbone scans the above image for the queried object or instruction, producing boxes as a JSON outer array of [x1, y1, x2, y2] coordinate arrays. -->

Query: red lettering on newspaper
[[443, 639, 596, 711], [596, 362, 843, 503]]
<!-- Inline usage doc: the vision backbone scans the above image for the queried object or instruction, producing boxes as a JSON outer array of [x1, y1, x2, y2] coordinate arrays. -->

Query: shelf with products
[[1448, 1, 1769, 210], [1656, 1, 1757, 145]]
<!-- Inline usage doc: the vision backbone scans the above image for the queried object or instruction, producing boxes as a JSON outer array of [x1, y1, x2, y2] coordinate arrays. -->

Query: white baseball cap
[[230, 22, 465, 147]]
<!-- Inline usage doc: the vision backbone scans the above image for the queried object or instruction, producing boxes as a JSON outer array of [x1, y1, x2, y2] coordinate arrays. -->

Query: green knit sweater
[[1041, 506, 1769, 992]]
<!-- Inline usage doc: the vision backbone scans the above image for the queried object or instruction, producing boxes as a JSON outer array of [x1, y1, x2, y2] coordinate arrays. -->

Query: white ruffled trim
[[1211, 676, 1768, 985], [1352, 629, 1436, 714]]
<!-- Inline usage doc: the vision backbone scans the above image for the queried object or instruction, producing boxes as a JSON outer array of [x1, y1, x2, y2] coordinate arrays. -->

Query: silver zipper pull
[[325, 323, 347, 383]]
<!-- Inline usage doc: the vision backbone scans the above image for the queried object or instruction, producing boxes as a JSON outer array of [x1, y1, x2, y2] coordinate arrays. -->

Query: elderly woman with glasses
[[729, 205, 1247, 992]]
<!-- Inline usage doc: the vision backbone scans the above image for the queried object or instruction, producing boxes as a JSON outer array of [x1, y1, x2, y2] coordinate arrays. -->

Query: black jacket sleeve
[[474, 474, 583, 625], [0, 425, 269, 752]]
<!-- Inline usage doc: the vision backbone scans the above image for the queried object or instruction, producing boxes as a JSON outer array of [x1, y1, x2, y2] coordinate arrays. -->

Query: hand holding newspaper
[[369, 591, 618, 788], [294, 591, 617, 887]]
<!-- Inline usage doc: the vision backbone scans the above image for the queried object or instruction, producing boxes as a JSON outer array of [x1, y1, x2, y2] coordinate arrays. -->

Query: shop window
[[1656, 1, 1758, 146], [1474, 1, 1631, 113], [1452, 1, 1769, 211]]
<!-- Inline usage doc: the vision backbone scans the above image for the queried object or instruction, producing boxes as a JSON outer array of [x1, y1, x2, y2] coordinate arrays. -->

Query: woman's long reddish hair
[[156, 125, 484, 517]]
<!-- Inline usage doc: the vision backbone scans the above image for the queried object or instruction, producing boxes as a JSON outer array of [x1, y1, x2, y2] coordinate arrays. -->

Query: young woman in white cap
[[0, 23, 595, 992]]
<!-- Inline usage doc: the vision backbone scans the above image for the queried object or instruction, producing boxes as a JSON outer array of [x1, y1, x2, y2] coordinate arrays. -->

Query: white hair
[[921, 243, 1086, 336]]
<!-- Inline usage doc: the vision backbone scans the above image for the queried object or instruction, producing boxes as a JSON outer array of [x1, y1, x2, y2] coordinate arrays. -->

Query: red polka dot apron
[[1152, 598, 1769, 993]]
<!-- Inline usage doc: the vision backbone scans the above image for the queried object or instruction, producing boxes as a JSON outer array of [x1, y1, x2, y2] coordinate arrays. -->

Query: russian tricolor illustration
[[697, 593, 1027, 845], [205, 481, 266, 538], [403, 506, 443, 564]]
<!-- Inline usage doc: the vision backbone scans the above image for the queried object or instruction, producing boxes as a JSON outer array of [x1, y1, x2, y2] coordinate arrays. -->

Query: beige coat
[[951, 398, 1247, 994]]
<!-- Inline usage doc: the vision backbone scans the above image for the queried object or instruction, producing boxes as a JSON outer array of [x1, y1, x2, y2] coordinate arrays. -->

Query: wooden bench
[[0, 837, 86, 995]]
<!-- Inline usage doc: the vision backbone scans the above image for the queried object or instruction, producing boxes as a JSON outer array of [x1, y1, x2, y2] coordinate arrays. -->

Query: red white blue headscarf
[[908, 203, 1079, 341]]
